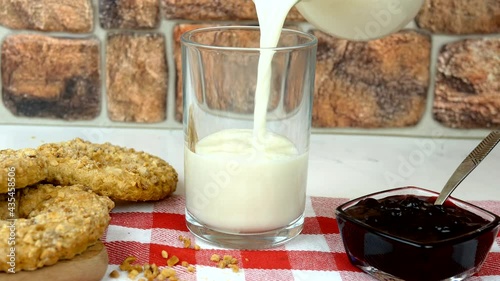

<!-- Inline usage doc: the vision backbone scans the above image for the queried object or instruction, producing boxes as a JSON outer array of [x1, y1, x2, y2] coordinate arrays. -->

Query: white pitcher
[[295, 0, 424, 40]]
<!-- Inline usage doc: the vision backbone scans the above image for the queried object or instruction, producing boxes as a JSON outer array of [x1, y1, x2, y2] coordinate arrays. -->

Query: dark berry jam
[[344, 195, 489, 243], [336, 193, 500, 281]]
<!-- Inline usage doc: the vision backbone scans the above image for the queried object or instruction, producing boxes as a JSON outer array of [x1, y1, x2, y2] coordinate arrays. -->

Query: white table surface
[[2, 125, 500, 281], [1, 125, 498, 201]]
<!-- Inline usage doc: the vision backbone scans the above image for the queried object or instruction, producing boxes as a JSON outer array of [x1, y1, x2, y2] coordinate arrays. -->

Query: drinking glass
[[182, 26, 317, 249]]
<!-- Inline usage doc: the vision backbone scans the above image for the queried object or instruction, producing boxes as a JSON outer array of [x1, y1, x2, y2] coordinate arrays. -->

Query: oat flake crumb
[[109, 270, 120, 278], [167, 255, 180, 267], [161, 250, 168, 259]]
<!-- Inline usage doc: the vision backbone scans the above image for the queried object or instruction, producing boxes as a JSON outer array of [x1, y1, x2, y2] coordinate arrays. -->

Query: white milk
[[185, 129, 308, 233], [296, 0, 423, 40], [252, 0, 298, 140]]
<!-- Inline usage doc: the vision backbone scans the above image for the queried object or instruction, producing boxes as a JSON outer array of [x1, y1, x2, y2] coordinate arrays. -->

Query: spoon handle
[[434, 130, 500, 205]]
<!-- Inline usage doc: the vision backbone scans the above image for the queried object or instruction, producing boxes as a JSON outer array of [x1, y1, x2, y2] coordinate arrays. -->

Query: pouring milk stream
[[186, 0, 423, 233]]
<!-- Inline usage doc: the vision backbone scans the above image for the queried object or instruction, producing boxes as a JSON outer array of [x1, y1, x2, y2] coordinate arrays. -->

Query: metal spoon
[[434, 130, 500, 205]]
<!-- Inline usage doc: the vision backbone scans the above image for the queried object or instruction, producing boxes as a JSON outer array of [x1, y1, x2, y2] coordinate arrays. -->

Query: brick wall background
[[0, 0, 498, 137]]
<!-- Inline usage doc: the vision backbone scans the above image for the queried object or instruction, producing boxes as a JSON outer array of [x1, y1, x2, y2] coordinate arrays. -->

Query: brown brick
[[99, 0, 159, 29], [162, 0, 303, 21], [173, 24, 213, 122], [416, 0, 500, 34], [286, 8, 305, 22], [433, 38, 500, 129], [106, 32, 167, 123], [312, 30, 431, 128], [0, 0, 93, 33], [173, 24, 291, 122], [1, 35, 100, 120]]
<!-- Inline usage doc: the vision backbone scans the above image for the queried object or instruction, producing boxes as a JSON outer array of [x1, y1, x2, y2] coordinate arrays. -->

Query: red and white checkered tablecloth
[[101, 195, 500, 281]]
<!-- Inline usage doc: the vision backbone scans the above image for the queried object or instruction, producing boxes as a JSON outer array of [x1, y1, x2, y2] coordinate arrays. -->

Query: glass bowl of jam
[[335, 186, 500, 281]]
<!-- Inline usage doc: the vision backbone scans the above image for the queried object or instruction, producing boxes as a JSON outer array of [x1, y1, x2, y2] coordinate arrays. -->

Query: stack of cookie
[[0, 138, 178, 277]]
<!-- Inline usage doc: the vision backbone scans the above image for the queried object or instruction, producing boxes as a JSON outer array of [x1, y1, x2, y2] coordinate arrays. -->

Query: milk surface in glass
[[185, 0, 304, 233]]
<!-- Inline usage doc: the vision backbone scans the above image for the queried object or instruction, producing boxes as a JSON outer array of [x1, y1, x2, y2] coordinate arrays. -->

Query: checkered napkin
[[102, 195, 500, 281]]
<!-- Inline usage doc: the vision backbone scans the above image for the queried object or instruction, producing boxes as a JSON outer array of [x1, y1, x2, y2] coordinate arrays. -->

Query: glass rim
[[180, 25, 317, 51]]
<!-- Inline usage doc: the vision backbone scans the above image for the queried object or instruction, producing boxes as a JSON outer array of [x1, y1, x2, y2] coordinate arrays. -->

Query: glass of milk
[[182, 26, 317, 249]]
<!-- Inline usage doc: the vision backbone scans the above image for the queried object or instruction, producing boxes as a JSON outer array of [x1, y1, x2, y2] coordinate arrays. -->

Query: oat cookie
[[0, 184, 114, 272], [39, 138, 178, 201], [0, 148, 48, 193]]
